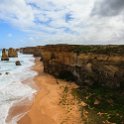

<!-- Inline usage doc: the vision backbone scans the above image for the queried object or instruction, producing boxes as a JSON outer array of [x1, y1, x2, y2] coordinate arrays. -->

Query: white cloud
[[0, 0, 35, 29], [0, 0, 124, 45]]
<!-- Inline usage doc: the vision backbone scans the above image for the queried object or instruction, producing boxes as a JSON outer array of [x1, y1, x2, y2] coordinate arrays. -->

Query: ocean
[[0, 50, 37, 124]]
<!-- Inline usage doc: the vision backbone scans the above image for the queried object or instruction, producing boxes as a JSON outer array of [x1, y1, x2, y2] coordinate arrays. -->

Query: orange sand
[[6, 58, 83, 124]]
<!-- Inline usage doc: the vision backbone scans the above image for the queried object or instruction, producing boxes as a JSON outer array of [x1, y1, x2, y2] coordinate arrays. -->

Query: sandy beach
[[6, 58, 83, 124]]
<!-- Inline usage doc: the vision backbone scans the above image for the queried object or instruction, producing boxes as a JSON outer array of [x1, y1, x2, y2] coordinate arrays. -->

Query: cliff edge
[[21, 45, 124, 89]]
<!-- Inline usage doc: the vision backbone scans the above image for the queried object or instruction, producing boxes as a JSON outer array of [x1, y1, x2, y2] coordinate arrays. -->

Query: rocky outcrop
[[21, 45, 124, 89], [8, 48, 18, 57], [5, 72, 9, 75], [1, 48, 9, 61], [20, 46, 43, 57], [1, 48, 18, 61], [15, 61, 21, 66], [43, 52, 124, 89]]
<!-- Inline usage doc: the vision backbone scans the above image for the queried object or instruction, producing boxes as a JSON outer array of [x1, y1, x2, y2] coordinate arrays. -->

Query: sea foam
[[0, 52, 37, 124]]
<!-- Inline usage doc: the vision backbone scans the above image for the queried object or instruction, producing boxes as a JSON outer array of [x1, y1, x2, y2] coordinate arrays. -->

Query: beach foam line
[[0, 53, 37, 124]]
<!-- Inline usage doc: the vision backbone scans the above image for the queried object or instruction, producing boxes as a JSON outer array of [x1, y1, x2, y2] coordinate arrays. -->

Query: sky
[[0, 0, 124, 48]]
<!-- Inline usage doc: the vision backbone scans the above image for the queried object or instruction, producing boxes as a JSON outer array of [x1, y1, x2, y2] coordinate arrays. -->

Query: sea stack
[[8, 48, 18, 57], [15, 60, 21, 66], [1, 48, 9, 61]]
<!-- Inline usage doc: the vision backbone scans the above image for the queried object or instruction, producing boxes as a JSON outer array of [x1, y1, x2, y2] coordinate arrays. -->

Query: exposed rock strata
[[8, 48, 18, 57], [21, 45, 124, 89], [15, 61, 21, 66], [1, 48, 9, 61]]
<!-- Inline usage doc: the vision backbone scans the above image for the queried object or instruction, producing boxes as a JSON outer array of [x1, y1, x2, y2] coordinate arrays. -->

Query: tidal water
[[0, 51, 37, 124]]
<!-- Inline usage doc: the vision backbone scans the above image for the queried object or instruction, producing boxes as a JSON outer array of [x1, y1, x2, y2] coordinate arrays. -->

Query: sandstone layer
[[21, 45, 124, 89], [1, 48, 9, 61], [8, 48, 18, 57]]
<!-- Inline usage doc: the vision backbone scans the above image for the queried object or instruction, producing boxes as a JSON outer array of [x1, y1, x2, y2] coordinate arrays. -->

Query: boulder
[[5, 72, 9, 75], [15, 60, 21, 66], [8, 48, 18, 57], [1, 49, 9, 61]]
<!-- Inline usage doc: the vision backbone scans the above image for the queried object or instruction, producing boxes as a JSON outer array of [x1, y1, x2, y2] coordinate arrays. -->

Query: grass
[[72, 86, 124, 124], [73, 45, 124, 55], [59, 86, 69, 105], [64, 86, 69, 93]]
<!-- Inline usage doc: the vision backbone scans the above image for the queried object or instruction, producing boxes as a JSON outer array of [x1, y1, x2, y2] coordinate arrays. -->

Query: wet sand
[[6, 58, 82, 124]]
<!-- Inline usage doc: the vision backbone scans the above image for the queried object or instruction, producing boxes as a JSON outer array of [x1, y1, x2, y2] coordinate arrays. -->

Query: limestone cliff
[[8, 48, 18, 57], [1, 48, 9, 61], [21, 46, 43, 57], [21, 45, 124, 89]]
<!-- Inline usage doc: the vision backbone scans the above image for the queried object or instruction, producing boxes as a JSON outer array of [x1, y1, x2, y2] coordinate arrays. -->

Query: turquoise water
[[0, 51, 37, 124]]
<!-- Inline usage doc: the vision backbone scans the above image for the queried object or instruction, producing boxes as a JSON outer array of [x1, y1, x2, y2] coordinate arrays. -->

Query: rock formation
[[20, 46, 43, 57], [1, 48, 9, 61], [21, 45, 124, 89], [8, 48, 18, 57], [5, 72, 9, 75], [15, 60, 21, 66]]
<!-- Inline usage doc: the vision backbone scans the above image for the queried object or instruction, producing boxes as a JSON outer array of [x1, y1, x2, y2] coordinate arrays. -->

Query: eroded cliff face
[[8, 48, 18, 57], [1, 48, 9, 61], [21, 46, 43, 57], [21, 45, 124, 89]]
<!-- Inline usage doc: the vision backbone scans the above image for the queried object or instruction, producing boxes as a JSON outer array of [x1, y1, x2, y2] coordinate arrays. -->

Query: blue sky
[[0, 22, 27, 48], [0, 0, 124, 48]]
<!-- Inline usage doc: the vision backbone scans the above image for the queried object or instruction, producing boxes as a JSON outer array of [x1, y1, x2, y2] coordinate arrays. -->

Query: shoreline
[[5, 58, 40, 124], [7, 57, 82, 124]]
